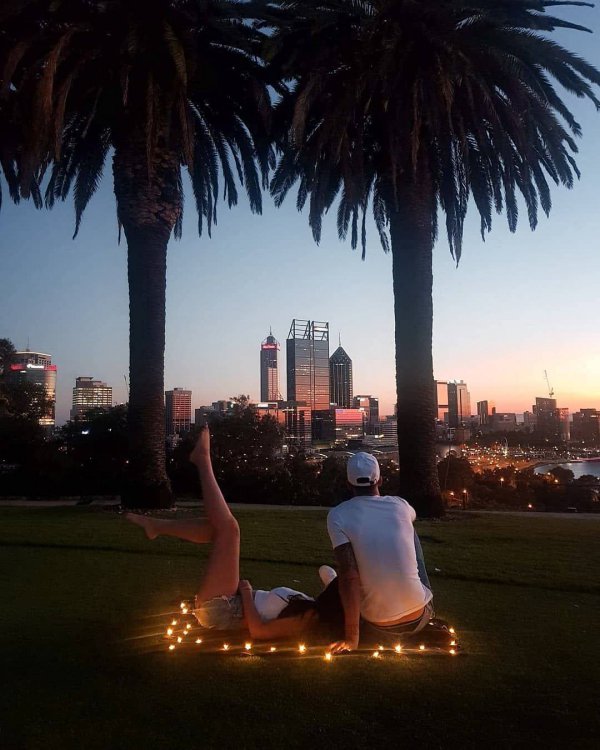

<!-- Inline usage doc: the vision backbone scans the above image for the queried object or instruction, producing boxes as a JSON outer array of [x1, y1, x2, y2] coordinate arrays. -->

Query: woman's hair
[[277, 579, 344, 642]]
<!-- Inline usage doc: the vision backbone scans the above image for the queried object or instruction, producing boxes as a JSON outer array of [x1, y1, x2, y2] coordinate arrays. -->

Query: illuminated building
[[334, 408, 364, 441], [329, 344, 353, 408], [353, 395, 380, 435], [9, 350, 57, 426], [571, 409, 600, 443], [165, 388, 192, 435], [71, 377, 112, 420], [260, 330, 280, 402], [287, 319, 329, 441]]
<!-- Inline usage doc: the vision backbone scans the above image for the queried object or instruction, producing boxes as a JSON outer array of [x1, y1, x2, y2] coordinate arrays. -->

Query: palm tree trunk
[[113, 130, 181, 508], [388, 178, 444, 518]]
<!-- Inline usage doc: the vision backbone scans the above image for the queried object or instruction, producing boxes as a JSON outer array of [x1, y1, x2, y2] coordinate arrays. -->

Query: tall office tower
[[447, 380, 471, 427], [353, 395, 380, 434], [8, 350, 57, 426], [329, 343, 353, 408], [165, 388, 192, 435], [477, 400, 496, 426], [286, 320, 330, 410], [435, 381, 449, 422], [287, 320, 330, 443], [533, 396, 559, 440], [71, 377, 113, 420], [260, 330, 280, 402]]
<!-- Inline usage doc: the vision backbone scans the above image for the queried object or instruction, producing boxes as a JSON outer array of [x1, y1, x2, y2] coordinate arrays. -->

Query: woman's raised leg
[[189, 427, 240, 601]]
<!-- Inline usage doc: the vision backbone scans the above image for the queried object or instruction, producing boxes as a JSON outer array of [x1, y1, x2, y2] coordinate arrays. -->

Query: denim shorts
[[193, 594, 244, 630]]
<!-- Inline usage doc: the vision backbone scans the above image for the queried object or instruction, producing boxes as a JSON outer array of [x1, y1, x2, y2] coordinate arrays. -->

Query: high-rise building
[[8, 350, 57, 427], [286, 319, 330, 444], [353, 395, 380, 435], [71, 377, 112, 420], [286, 319, 330, 410], [165, 388, 192, 435], [447, 381, 471, 427], [329, 343, 353, 408], [435, 381, 449, 422], [533, 397, 559, 441], [477, 400, 496, 426], [260, 330, 280, 402], [571, 409, 600, 443]]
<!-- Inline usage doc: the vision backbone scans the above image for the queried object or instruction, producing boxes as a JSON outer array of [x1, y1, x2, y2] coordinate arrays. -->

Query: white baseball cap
[[347, 452, 381, 486]]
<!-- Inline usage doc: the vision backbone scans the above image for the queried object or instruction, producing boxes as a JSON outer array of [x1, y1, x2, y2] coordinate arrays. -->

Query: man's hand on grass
[[329, 638, 359, 654]]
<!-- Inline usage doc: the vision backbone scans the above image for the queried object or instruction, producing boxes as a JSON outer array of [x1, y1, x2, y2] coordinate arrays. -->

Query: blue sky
[[1, 6, 599, 425]]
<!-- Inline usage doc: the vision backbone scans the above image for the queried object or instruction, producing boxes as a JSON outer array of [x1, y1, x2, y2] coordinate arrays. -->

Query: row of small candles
[[165, 602, 459, 658]]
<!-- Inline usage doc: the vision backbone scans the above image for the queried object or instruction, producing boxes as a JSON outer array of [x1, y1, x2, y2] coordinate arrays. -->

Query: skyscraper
[[477, 400, 495, 426], [533, 397, 559, 440], [165, 388, 192, 435], [71, 377, 113, 420], [329, 342, 353, 408], [286, 320, 330, 443], [260, 330, 280, 402], [8, 350, 57, 427], [286, 320, 330, 410], [447, 381, 471, 427]]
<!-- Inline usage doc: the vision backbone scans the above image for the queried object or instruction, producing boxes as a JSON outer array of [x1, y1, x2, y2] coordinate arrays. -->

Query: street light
[[462, 488, 468, 509]]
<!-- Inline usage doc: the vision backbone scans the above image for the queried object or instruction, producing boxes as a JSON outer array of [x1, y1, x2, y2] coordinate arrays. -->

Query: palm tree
[[1, 0, 273, 507], [268, 0, 600, 517]]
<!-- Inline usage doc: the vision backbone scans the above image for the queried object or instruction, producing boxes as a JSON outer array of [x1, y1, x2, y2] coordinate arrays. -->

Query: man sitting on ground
[[327, 452, 433, 653]]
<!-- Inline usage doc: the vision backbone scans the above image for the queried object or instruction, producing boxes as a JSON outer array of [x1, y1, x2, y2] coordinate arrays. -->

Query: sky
[[1, 7, 600, 426]]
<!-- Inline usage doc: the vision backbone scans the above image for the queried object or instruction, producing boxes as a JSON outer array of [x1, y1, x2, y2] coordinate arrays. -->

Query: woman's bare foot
[[189, 426, 211, 466], [125, 512, 159, 540]]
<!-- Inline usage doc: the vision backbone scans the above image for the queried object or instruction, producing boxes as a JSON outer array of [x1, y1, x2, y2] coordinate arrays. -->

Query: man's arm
[[330, 542, 361, 653]]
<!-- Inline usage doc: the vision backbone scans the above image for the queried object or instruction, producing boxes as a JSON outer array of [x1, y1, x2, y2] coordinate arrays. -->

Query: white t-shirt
[[253, 587, 313, 622], [327, 495, 432, 623]]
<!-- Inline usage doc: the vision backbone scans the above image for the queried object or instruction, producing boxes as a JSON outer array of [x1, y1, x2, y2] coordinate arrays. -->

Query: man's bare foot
[[189, 426, 211, 466], [125, 512, 158, 540]]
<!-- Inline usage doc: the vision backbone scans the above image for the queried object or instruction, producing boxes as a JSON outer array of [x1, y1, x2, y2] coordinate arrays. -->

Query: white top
[[327, 495, 432, 623], [253, 587, 313, 622]]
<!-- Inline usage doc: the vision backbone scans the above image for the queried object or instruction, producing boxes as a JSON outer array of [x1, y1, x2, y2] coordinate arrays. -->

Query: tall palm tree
[[1, 0, 273, 507], [268, 0, 600, 517]]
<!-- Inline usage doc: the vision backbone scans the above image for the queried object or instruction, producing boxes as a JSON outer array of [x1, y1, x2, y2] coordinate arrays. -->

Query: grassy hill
[[1, 508, 598, 748]]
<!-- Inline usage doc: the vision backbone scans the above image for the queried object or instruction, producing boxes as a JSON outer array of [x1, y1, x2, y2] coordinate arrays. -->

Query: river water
[[535, 459, 600, 479]]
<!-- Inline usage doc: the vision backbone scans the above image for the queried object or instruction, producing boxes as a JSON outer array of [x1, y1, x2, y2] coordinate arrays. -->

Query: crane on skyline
[[544, 370, 555, 398]]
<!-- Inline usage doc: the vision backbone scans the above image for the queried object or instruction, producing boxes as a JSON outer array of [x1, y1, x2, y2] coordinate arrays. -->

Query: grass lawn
[[1, 508, 599, 749]]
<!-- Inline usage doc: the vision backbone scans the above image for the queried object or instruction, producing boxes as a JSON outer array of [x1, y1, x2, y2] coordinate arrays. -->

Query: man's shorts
[[193, 594, 244, 630], [360, 601, 434, 646]]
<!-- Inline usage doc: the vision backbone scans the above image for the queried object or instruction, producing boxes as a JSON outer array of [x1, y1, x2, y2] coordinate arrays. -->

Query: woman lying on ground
[[126, 426, 343, 643]]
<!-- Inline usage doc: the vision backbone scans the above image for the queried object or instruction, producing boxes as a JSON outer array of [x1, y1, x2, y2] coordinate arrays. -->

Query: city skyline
[[10, 332, 593, 427], [2, 7, 599, 425]]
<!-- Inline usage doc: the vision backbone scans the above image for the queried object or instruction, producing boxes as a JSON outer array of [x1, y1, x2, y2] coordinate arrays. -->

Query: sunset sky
[[1, 7, 599, 425]]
